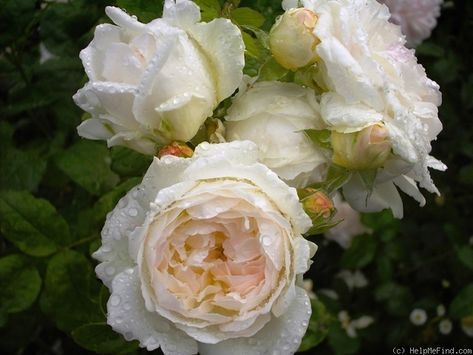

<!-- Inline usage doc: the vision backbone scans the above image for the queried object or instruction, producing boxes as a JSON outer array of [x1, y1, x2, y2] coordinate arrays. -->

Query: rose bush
[[93, 141, 316, 354], [225, 81, 329, 188], [73, 0, 244, 154]]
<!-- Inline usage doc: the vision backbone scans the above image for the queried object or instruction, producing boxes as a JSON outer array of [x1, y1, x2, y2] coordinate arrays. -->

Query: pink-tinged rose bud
[[157, 141, 193, 158], [269, 8, 320, 70], [299, 187, 336, 221], [331, 124, 391, 170]]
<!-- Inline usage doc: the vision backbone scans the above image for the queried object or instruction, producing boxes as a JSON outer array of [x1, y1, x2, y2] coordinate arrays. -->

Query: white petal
[[294, 238, 317, 274], [188, 18, 244, 101], [76, 119, 113, 141], [343, 176, 404, 219], [163, 0, 201, 29], [105, 6, 145, 32], [320, 92, 383, 133], [393, 175, 426, 207], [94, 185, 150, 287], [107, 267, 198, 354], [198, 287, 311, 355], [352, 316, 374, 329]]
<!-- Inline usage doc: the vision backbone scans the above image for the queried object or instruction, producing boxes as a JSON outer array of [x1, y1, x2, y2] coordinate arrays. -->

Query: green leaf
[[299, 299, 333, 352], [416, 43, 445, 58], [0, 255, 41, 316], [115, 0, 164, 23], [305, 129, 332, 150], [111, 146, 153, 177], [231, 7, 265, 27], [456, 246, 473, 271], [449, 284, 473, 319], [328, 323, 360, 355], [341, 234, 377, 269], [194, 0, 221, 22], [55, 140, 119, 196], [72, 323, 139, 354], [0, 147, 47, 192], [0, 190, 71, 256], [41, 250, 102, 331], [258, 57, 290, 81], [242, 32, 264, 59], [310, 164, 352, 194]]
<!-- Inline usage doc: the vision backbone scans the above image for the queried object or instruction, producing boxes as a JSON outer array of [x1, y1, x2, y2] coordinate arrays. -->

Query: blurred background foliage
[[0, 0, 472, 354]]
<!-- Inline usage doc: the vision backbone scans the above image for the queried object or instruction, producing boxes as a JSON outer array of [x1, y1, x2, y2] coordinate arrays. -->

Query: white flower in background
[[73, 0, 244, 154], [409, 308, 428, 326], [436, 304, 446, 317], [225, 80, 329, 188], [282, 0, 446, 218], [324, 193, 369, 249], [338, 311, 374, 338], [461, 316, 473, 338], [379, 0, 443, 47], [336, 270, 368, 291], [317, 289, 339, 300], [438, 319, 452, 335], [93, 141, 317, 355]]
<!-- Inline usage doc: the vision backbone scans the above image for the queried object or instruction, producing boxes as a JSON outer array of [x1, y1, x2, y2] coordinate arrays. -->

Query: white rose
[[225, 81, 329, 188], [73, 0, 244, 154], [286, 0, 446, 217], [93, 141, 316, 354], [379, 0, 443, 48]]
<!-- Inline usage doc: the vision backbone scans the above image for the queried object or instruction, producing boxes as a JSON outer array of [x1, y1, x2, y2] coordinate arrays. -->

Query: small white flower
[[409, 308, 428, 326], [336, 270, 368, 291], [438, 319, 452, 335], [436, 304, 446, 317], [338, 310, 374, 338]]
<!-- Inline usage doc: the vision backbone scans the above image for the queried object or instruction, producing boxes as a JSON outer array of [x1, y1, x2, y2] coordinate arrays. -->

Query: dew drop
[[115, 316, 123, 324], [128, 208, 138, 217], [123, 302, 131, 311], [261, 235, 272, 246], [110, 295, 121, 306], [101, 245, 112, 253]]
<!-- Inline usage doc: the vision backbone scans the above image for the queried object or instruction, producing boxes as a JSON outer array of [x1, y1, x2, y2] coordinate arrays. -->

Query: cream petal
[[198, 287, 311, 355], [94, 185, 151, 287], [107, 267, 198, 354], [393, 175, 426, 207], [188, 18, 244, 101], [76, 119, 113, 141], [320, 92, 384, 133], [343, 175, 404, 218], [105, 6, 145, 33], [163, 0, 201, 29], [102, 43, 144, 84]]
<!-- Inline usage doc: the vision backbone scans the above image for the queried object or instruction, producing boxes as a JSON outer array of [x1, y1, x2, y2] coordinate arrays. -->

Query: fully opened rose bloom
[[281, 0, 445, 218], [225, 81, 329, 188], [73, 0, 244, 154], [379, 0, 443, 47], [94, 141, 316, 354]]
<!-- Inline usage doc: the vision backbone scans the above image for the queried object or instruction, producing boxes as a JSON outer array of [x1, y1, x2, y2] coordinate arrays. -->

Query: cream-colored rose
[[270, 8, 320, 70], [73, 0, 244, 154], [94, 141, 316, 354], [281, 0, 446, 217], [225, 81, 329, 188]]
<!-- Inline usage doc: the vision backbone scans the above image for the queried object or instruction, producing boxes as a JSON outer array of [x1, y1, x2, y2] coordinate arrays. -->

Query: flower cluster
[[73, 0, 445, 354]]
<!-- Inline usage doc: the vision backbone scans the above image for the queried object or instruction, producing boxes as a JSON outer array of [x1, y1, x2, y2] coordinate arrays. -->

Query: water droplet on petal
[[261, 235, 272, 246], [128, 208, 138, 217], [105, 266, 116, 276], [110, 295, 121, 306]]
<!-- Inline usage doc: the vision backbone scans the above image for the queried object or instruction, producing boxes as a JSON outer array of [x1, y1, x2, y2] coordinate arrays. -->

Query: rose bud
[[331, 123, 391, 170], [157, 141, 193, 158], [269, 8, 320, 70], [301, 188, 335, 218]]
